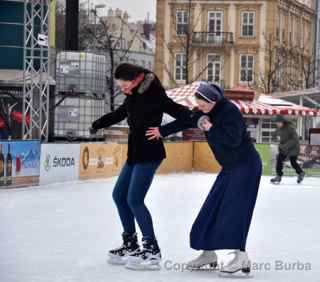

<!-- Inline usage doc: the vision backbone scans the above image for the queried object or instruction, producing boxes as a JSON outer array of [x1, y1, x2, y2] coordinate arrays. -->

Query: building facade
[[155, 0, 316, 91], [315, 0, 320, 86]]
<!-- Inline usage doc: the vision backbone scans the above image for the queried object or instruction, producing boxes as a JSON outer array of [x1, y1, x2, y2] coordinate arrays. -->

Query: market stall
[[166, 82, 320, 143]]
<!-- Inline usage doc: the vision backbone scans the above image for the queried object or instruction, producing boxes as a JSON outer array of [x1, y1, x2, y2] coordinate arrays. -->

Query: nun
[[146, 82, 262, 275]]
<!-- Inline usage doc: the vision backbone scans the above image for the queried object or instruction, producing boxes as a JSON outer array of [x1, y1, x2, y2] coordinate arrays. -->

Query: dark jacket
[[273, 122, 300, 157], [91, 73, 189, 164], [159, 98, 255, 168]]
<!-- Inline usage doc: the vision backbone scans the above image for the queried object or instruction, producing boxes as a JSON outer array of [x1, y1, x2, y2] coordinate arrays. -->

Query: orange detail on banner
[[79, 144, 125, 180]]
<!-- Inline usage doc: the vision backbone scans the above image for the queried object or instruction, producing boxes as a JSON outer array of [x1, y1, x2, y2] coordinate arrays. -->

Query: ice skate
[[108, 233, 140, 265], [186, 251, 218, 270], [297, 172, 305, 184], [125, 238, 161, 270], [270, 175, 281, 184], [219, 251, 253, 278]]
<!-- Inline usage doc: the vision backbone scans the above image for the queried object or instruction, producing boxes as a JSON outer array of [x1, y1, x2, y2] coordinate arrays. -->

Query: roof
[[166, 82, 320, 117], [0, 69, 55, 87], [272, 88, 320, 109]]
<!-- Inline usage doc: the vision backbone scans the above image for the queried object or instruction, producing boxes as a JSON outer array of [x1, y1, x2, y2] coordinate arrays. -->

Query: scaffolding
[[22, 0, 51, 141]]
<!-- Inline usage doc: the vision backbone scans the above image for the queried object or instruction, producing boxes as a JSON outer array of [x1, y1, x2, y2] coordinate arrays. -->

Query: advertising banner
[[0, 140, 40, 188], [79, 143, 123, 180], [271, 144, 320, 176], [40, 144, 80, 185]]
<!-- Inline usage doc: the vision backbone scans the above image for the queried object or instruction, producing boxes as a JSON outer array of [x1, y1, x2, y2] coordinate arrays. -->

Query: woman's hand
[[202, 119, 213, 131], [146, 127, 162, 140]]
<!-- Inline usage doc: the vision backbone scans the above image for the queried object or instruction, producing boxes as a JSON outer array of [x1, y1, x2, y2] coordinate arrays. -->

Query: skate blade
[[125, 260, 161, 271], [107, 254, 127, 265], [219, 269, 253, 279], [189, 262, 219, 272]]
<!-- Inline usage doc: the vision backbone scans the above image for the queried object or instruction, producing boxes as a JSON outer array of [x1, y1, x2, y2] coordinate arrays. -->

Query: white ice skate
[[219, 250, 252, 278], [186, 251, 218, 270]]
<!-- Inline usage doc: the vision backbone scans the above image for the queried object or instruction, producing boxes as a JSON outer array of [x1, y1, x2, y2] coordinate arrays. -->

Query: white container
[[56, 52, 107, 96]]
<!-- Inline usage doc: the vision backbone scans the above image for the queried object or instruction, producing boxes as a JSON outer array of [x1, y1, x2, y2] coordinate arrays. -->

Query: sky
[[80, 0, 156, 22]]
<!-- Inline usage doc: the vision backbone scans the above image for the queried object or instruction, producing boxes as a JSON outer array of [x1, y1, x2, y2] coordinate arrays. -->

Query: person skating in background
[[270, 115, 305, 184], [89, 63, 190, 270], [146, 82, 262, 276]]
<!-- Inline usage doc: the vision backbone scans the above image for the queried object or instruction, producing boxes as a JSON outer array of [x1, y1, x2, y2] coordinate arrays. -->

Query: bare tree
[[250, 33, 316, 94], [292, 42, 316, 89], [250, 34, 291, 94], [79, 9, 142, 111], [55, 2, 66, 50]]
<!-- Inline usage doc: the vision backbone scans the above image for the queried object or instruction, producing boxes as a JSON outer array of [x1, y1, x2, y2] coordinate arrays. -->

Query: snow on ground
[[0, 174, 320, 282]]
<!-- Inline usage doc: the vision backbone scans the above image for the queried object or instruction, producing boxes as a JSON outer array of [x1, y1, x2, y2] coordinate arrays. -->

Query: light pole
[[91, 4, 106, 39]]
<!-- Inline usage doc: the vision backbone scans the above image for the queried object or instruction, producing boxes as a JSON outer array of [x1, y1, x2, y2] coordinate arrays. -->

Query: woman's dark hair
[[114, 63, 148, 81]]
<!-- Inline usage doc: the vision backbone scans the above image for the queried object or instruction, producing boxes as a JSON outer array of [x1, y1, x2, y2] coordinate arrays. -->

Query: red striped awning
[[167, 82, 320, 117]]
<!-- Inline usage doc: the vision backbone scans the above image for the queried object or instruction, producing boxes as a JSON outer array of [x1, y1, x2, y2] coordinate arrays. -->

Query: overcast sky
[[81, 0, 156, 22]]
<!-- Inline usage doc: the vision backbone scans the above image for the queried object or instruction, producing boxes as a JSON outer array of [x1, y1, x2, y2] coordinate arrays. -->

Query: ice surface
[[1, 174, 320, 282]]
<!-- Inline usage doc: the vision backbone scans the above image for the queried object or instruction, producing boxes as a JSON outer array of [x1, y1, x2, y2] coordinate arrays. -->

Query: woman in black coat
[[146, 82, 262, 275], [90, 63, 189, 270]]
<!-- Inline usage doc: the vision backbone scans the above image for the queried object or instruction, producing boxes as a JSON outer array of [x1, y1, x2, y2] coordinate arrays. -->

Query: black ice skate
[[125, 238, 161, 270], [108, 233, 140, 265], [297, 172, 305, 184], [270, 175, 281, 184]]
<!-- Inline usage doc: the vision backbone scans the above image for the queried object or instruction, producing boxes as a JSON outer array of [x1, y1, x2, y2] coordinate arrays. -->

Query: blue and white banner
[[40, 144, 80, 185], [0, 140, 40, 188]]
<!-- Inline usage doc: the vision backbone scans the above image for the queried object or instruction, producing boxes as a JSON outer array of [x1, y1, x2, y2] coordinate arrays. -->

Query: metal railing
[[191, 32, 234, 46]]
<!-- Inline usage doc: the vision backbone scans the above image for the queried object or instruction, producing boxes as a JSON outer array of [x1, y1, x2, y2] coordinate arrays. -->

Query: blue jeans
[[112, 160, 162, 239]]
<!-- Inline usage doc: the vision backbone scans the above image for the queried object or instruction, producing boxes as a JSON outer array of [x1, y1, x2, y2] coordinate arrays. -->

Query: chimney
[[115, 8, 122, 18], [123, 11, 129, 22], [108, 8, 114, 17]]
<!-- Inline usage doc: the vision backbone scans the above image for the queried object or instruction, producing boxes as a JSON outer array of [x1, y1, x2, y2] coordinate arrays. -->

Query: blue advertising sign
[[0, 140, 40, 188]]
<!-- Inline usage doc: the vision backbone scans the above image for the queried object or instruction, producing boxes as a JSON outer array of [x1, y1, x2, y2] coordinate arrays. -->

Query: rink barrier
[[40, 143, 80, 185], [193, 142, 221, 173], [0, 140, 41, 189], [3, 142, 319, 188]]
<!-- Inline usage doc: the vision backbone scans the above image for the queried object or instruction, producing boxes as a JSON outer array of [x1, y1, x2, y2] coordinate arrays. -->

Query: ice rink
[[1, 173, 320, 282]]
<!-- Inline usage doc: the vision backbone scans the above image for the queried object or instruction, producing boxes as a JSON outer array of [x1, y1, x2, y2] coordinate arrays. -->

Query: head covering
[[195, 82, 224, 103], [274, 115, 287, 123]]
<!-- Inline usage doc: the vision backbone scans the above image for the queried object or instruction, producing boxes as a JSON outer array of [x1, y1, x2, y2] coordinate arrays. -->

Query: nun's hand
[[202, 119, 213, 131], [146, 127, 162, 140]]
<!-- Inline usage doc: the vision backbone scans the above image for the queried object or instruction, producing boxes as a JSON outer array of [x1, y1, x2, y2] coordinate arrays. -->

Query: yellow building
[[155, 0, 316, 91]]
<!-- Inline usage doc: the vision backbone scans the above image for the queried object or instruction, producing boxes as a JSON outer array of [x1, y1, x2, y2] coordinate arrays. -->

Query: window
[[261, 119, 280, 143], [241, 11, 255, 37], [208, 11, 224, 43], [240, 55, 254, 83], [176, 10, 188, 35], [175, 53, 187, 81], [207, 54, 222, 84]]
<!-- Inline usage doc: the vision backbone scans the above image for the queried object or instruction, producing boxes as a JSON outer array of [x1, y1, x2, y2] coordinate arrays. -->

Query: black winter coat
[[160, 98, 255, 168], [91, 73, 189, 164], [272, 123, 300, 157]]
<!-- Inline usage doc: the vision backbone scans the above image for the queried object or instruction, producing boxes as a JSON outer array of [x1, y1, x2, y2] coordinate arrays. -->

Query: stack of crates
[[54, 52, 107, 139]]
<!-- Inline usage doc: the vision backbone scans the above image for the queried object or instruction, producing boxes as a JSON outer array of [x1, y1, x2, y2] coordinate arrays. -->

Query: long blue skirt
[[190, 150, 262, 251]]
